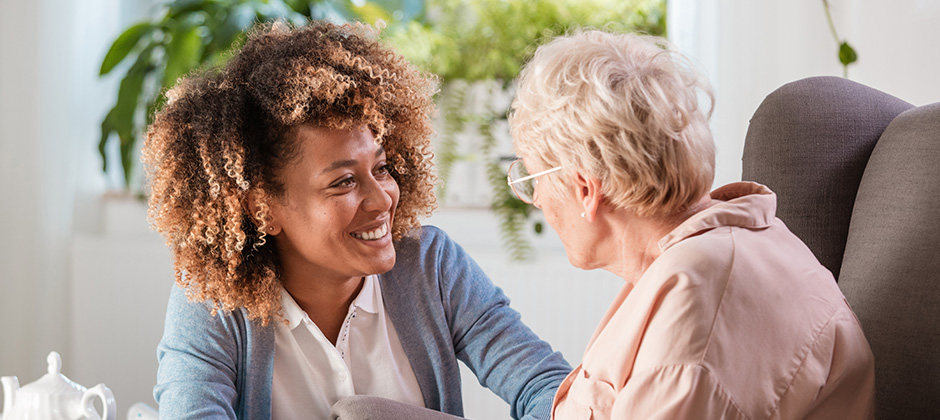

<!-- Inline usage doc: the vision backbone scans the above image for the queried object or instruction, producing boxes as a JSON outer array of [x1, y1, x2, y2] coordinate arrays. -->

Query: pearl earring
[[580, 212, 585, 218]]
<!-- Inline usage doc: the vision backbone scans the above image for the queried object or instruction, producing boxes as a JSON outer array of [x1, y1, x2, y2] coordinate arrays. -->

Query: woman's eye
[[331, 176, 356, 189], [375, 164, 391, 176]]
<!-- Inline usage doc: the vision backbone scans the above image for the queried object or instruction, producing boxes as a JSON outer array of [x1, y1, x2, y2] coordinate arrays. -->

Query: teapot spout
[[1, 376, 19, 419]]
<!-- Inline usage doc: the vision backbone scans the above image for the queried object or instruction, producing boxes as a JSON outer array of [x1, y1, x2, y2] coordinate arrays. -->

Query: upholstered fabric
[[744, 76, 940, 419], [741, 76, 912, 279], [839, 103, 940, 420], [331, 396, 466, 420]]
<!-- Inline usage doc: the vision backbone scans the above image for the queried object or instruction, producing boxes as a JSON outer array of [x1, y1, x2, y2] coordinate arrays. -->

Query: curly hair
[[510, 30, 715, 218], [142, 20, 438, 323]]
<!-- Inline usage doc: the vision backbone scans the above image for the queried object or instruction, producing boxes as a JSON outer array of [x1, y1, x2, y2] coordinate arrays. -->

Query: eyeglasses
[[507, 159, 562, 204]]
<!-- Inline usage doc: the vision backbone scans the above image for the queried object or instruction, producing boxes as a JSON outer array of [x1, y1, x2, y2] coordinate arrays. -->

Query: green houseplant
[[381, 0, 667, 260], [98, 0, 421, 191]]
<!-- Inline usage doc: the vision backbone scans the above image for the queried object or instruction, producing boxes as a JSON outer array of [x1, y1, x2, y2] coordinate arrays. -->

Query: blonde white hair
[[509, 30, 715, 217]]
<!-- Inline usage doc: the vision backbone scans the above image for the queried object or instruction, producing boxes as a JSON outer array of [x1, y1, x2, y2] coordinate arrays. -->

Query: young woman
[[144, 21, 569, 420]]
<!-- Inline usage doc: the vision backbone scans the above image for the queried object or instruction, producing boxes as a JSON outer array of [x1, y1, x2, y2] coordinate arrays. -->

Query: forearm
[[453, 300, 569, 419]]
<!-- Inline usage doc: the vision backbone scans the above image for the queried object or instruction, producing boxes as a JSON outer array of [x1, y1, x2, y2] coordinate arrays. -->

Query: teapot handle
[[80, 384, 116, 420]]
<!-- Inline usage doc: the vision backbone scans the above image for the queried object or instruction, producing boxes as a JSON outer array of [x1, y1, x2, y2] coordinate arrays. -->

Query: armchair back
[[743, 76, 940, 419]]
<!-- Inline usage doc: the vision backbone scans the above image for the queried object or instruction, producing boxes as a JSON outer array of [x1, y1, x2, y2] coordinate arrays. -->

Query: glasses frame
[[507, 159, 563, 203]]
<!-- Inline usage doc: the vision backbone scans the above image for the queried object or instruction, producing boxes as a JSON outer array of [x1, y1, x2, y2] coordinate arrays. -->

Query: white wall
[[2, 0, 940, 417], [670, 0, 940, 188], [0, 0, 155, 405], [851, 1, 940, 106], [0, 0, 45, 382]]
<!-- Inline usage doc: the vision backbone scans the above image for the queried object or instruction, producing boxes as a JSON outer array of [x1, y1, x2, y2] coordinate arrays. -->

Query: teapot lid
[[19, 351, 85, 395]]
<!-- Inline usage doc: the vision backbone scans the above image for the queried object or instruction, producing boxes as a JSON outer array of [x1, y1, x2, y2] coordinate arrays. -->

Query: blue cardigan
[[155, 226, 571, 419]]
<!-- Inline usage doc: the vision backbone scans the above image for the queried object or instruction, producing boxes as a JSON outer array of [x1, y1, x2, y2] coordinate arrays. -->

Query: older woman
[[144, 21, 569, 419], [507, 31, 875, 419]]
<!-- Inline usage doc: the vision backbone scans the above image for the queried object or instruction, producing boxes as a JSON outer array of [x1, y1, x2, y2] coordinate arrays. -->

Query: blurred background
[[1, 0, 938, 418]]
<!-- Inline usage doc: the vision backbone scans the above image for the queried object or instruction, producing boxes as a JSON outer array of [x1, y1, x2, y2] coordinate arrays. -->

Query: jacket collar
[[658, 182, 777, 252], [279, 275, 379, 330]]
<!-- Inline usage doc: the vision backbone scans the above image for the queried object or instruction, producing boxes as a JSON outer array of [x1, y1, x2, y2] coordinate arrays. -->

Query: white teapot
[[1, 351, 115, 420]]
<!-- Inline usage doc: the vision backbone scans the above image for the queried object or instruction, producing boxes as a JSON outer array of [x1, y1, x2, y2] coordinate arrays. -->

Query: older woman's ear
[[574, 172, 603, 223]]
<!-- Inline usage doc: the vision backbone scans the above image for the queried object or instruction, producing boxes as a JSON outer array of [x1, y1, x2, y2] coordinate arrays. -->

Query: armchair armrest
[[331, 396, 468, 420]]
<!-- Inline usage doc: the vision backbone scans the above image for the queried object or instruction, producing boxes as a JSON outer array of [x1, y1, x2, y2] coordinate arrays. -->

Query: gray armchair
[[743, 76, 940, 419]]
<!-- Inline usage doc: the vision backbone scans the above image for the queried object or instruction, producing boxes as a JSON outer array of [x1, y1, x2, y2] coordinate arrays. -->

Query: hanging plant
[[822, 0, 858, 78]]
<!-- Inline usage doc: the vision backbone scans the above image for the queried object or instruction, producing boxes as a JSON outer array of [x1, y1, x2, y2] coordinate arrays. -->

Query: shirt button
[[338, 372, 348, 382]]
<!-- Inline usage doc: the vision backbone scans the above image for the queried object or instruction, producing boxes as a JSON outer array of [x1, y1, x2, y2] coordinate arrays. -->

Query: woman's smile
[[350, 222, 390, 241]]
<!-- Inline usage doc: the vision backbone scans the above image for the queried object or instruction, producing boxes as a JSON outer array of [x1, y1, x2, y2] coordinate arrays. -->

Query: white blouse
[[271, 275, 425, 419]]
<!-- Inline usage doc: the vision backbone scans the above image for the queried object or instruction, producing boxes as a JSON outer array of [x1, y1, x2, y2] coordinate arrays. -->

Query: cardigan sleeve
[[154, 285, 254, 419], [428, 226, 572, 420]]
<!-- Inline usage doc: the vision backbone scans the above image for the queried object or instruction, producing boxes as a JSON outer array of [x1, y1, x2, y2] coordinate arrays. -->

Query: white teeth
[[352, 223, 388, 241]]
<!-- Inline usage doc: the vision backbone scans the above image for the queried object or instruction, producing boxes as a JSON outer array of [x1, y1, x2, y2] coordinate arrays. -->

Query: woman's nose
[[361, 177, 394, 212]]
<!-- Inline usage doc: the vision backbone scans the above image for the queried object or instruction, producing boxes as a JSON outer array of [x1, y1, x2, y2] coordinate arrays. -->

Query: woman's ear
[[574, 172, 602, 222], [245, 189, 281, 235]]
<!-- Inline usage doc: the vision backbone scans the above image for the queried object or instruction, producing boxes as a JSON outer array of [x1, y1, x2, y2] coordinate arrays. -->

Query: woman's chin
[[564, 248, 601, 272], [366, 248, 397, 275]]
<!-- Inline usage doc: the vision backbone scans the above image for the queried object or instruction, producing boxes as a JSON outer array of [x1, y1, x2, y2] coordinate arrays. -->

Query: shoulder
[[166, 284, 232, 321], [165, 285, 216, 326], [648, 227, 736, 291], [394, 224, 450, 252], [159, 284, 274, 381], [384, 224, 490, 297], [391, 225, 462, 270], [616, 230, 737, 366], [384, 225, 442, 289], [163, 284, 269, 343]]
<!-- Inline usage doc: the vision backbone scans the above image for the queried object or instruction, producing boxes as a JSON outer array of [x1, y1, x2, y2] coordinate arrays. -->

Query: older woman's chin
[[561, 246, 596, 271]]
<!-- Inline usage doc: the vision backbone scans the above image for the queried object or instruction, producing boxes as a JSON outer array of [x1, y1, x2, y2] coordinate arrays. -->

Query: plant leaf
[[211, 3, 256, 53], [119, 131, 136, 188], [839, 41, 858, 66], [168, 0, 211, 18], [163, 25, 204, 88], [98, 108, 117, 173], [99, 22, 154, 76], [284, 0, 311, 14], [352, 2, 392, 24], [145, 94, 162, 130], [113, 59, 148, 137], [108, 50, 152, 187]]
